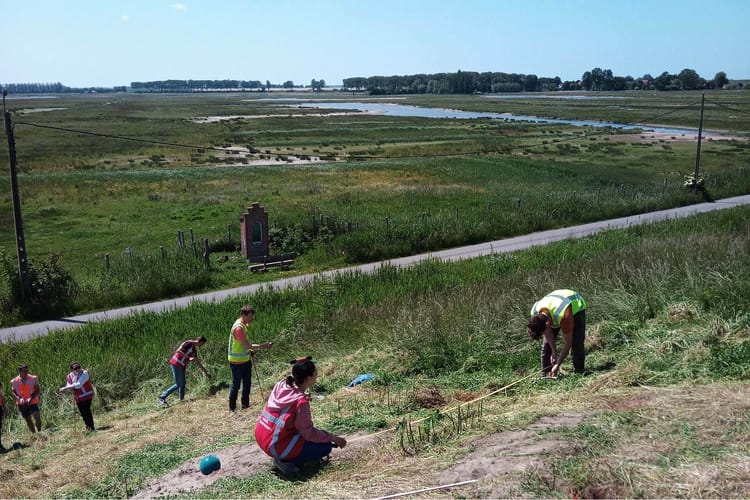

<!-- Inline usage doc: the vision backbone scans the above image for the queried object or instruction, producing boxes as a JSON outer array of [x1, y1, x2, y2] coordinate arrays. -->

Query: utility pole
[[693, 93, 705, 189], [3, 88, 32, 302]]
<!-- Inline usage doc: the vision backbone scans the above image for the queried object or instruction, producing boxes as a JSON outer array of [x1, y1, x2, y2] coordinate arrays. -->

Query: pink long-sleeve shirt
[[265, 379, 332, 443]]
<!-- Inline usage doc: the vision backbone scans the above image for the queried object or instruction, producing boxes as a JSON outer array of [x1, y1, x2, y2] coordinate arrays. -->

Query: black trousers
[[541, 309, 586, 374], [77, 399, 95, 430], [229, 361, 252, 410]]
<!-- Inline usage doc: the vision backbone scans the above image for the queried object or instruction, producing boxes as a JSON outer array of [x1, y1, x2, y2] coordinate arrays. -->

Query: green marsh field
[[0, 90, 749, 498], [1, 90, 749, 324]]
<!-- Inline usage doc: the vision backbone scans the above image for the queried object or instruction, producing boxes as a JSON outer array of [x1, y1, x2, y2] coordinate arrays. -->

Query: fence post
[[104, 254, 110, 272], [226, 223, 232, 246], [203, 238, 210, 269], [159, 246, 166, 262], [190, 228, 197, 257], [125, 247, 134, 272]]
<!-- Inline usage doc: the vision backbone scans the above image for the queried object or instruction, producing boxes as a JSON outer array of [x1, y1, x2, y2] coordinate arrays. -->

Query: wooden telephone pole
[[693, 93, 705, 186], [3, 88, 32, 302]]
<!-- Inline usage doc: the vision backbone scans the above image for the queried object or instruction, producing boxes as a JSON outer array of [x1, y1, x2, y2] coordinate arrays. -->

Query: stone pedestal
[[240, 202, 269, 261]]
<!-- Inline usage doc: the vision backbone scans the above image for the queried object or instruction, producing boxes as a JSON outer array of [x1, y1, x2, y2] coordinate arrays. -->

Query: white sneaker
[[273, 457, 299, 475], [158, 397, 168, 407]]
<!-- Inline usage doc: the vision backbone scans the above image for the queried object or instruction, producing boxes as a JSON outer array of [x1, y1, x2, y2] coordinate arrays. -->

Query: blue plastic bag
[[347, 373, 374, 387]]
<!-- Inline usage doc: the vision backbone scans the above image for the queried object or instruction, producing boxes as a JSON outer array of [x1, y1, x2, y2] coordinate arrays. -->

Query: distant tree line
[[3, 69, 738, 95], [343, 68, 734, 94], [130, 79, 268, 92], [579, 68, 730, 91], [1, 82, 127, 94]]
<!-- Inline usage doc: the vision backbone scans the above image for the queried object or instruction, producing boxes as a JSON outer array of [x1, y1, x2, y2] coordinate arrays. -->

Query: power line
[[704, 98, 750, 117], [14, 120, 232, 153]]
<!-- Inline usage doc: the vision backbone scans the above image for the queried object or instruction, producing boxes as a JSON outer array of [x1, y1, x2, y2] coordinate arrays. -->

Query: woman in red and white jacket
[[255, 357, 346, 475], [59, 361, 96, 431]]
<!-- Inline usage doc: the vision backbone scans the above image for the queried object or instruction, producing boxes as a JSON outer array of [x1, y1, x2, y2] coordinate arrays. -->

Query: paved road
[[2, 194, 749, 343]]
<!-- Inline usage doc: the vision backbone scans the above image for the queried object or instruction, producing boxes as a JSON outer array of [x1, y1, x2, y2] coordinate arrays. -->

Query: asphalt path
[[2, 194, 749, 343]]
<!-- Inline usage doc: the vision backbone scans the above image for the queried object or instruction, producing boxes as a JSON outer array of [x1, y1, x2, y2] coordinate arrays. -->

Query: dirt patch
[[432, 413, 584, 498], [133, 434, 374, 498]]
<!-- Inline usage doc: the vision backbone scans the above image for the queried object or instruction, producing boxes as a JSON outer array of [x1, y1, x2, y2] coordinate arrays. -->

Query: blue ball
[[199, 454, 221, 475]]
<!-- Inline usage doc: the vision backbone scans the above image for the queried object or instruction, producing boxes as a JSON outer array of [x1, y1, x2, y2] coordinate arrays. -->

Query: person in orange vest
[[59, 361, 96, 431], [0, 381, 7, 450], [255, 357, 347, 475], [11, 364, 42, 433], [158, 336, 211, 407]]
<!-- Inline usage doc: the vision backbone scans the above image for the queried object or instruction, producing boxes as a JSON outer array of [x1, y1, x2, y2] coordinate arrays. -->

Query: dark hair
[[18, 364, 28, 371], [527, 314, 548, 340], [240, 305, 255, 316], [286, 356, 315, 387], [70, 361, 82, 370], [197, 335, 207, 344]]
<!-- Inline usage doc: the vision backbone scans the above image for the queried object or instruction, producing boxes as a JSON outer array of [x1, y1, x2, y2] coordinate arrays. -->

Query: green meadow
[[1, 91, 748, 325], [0, 204, 748, 498]]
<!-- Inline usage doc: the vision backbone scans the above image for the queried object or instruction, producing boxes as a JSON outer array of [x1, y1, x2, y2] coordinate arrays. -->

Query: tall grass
[[1, 205, 748, 437]]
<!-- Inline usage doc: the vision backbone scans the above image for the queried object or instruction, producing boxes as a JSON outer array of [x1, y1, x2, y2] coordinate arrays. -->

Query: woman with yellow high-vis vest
[[527, 289, 587, 377], [228, 305, 272, 412]]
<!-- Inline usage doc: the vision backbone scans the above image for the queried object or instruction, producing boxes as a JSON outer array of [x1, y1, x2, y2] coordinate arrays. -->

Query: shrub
[[25, 253, 79, 320]]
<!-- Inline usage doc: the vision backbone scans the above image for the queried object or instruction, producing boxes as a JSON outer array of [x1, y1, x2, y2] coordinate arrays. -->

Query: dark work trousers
[[291, 440, 334, 466], [229, 361, 252, 411], [0, 409, 4, 448], [540, 309, 586, 374], [77, 398, 95, 430]]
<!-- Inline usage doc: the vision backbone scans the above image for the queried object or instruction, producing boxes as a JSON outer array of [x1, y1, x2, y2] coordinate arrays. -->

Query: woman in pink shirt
[[255, 357, 346, 475]]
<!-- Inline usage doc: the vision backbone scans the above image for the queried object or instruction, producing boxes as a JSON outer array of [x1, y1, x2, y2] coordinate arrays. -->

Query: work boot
[[273, 457, 300, 476]]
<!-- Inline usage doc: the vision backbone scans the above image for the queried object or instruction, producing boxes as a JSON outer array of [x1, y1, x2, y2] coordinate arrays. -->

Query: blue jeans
[[291, 441, 334, 465], [160, 364, 186, 401], [228, 361, 252, 410]]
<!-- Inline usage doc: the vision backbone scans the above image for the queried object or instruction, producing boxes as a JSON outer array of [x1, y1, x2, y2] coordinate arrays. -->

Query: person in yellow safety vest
[[228, 305, 272, 412], [527, 289, 587, 377], [0, 381, 7, 450], [59, 361, 96, 431], [10, 364, 42, 433]]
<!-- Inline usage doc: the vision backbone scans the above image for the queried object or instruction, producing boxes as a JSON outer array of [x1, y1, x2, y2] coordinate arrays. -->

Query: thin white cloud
[[171, 3, 187, 11], [120, 15, 130, 22]]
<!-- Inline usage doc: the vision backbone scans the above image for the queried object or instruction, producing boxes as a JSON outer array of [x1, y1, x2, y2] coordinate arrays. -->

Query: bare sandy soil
[[133, 433, 376, 498], [133, 413, 584, 498], [435, 413, 584, 498]]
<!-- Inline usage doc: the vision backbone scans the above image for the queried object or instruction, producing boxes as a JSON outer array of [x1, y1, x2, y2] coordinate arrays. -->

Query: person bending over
[[527, 289, 587, 377]]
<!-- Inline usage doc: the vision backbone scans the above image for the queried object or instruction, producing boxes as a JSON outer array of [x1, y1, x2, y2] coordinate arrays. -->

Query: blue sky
[[2, 0, 748, 87]]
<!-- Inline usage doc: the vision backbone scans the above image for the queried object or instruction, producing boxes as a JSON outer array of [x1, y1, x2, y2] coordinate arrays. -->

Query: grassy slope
[[0, 206, 748, 498]]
